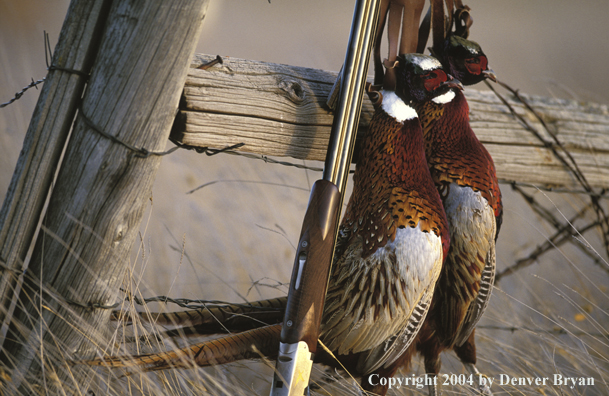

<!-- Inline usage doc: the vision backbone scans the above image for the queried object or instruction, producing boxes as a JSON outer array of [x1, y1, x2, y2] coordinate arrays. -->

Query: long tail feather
[[112, 297, 287, 329], [80, 324, 282, 371]]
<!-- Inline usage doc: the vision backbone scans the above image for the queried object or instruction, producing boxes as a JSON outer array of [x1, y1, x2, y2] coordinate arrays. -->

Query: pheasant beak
[[483, 69, 497, 82], [440, 75, 463, 91]]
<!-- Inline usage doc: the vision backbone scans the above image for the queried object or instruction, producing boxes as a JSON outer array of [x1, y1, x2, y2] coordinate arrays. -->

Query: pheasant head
[[439, 35, 496, 86], [394, 53, 462, 104]]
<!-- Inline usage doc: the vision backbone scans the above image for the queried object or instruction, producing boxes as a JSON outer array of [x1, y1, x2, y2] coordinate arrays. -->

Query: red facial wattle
[[465, 55, 488, 75], [423, 69, 448, 91]]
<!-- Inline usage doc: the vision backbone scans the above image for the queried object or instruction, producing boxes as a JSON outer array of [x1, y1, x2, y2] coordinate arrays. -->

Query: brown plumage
[[111, 297, 286, 335], [320, 98, 448, 374], [411, 38, 502, 395], [360, 72, 500, 396], [338, 106, 449, 258], [84, 324, 281, 370], [415, 86, 500, 336], [92, 53, 500, 396], [79, 56, 453, 396]]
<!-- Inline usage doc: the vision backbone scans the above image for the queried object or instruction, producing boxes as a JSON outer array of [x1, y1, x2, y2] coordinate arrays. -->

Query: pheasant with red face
[[320, 53, 452, 380], [413, 35, 502, 396], [81, 54, 454, 396]]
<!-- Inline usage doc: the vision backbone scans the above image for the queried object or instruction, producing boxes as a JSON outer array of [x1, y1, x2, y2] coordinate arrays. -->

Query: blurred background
[[1, 0, 608, 395]]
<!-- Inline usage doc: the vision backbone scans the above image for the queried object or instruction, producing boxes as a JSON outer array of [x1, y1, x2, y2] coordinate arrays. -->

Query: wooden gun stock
[[279, 179, 341, 350]]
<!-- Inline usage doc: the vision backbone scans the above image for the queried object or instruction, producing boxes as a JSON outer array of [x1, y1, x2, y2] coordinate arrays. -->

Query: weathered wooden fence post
[[0, 1, 209, 393], [0, 0, 111, 332]]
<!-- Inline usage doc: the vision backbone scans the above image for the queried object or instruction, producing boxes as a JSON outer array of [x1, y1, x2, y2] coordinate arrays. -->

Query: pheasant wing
[[455, 237, 496, 347], [356, 284, 433, 374]]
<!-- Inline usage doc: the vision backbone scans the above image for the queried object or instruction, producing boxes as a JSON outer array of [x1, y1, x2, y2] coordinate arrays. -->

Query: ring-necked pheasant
[[83, 54, 456, 396], [319, 53, 452, 380], [411, 35, 502, 396], [114, 42, 500, 396]]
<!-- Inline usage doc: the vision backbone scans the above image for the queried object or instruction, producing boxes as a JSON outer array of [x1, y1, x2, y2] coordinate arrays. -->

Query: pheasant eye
[[465, 56, 487, 75], [423, 70, 448, 91]]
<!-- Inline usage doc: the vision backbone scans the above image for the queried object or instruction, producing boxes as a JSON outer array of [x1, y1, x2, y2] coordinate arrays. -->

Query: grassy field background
[[1, 0, 608, 394]]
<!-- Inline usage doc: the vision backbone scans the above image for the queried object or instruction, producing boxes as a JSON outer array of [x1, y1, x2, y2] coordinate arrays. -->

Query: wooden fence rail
[[172, 54, 609, 190]]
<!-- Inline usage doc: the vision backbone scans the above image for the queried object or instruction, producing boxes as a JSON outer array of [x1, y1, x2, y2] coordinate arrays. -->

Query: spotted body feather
[[77, 55, 455, 396], [321, 93, 448, 373], [416, 87, 501, 350]]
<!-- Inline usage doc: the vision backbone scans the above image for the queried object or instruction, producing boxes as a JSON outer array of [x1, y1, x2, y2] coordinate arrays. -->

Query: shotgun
[[270, 0, 381, 394]]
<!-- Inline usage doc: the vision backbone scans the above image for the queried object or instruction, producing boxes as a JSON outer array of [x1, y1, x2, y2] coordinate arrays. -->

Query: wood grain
[[0, 1, 209, 392], [172, 54, 609, 190], [0, 0, 110, 330]]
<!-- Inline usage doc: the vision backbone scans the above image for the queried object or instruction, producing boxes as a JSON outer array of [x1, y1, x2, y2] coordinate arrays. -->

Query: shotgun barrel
[[270, 0, 381, 394]]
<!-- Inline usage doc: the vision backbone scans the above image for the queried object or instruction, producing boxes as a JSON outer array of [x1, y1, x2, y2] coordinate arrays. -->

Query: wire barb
[[487, 80, 609, 280], [0, 78, 46, 108]]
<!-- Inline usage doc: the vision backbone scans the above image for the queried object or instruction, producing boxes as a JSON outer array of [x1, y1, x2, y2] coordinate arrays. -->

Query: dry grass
[[0, 137, 608, 396], [1, 174, 605, 396]]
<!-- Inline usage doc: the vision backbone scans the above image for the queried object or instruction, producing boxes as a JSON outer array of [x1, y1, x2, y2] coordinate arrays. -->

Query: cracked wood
[[171, 54, 609, 190]]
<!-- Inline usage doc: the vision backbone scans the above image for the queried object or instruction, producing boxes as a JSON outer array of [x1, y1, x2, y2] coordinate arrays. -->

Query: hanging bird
[[81, 54, 456, 396], [111, 43, 500, 396], [110, 14, 502, 396], [318, 53, 452, 380], [433, 34, 496, 86], [412, 35, 502, 396]]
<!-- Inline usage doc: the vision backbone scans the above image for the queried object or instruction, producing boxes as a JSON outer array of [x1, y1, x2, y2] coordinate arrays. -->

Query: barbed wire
[[477, 324, 608, 339], [494, 184, 609, 282], [171, 142, 609, 197], [485, 79, 609, 264], [0, 78, 45, 108], [4, 30, 606, 381], [67, 291, 286, 312], [485, 80, 591, 191], [3, 34, 607, 286], [2, 52, 605, 204], [504, 181, 608, 200], [76, 106, 246, 158], [496, 216, 606, 282], [1, 32, 52, 108], [183, 78, 609, 286], [104, 292, 608, 340], [125, 294, 284, 311]]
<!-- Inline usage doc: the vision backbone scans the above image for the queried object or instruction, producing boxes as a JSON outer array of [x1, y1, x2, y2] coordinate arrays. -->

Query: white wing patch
[[432, 90, 456, 104], [320, 223, 443, 369], [443, 183, 496, 343], [381, 91, 417, 122]]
